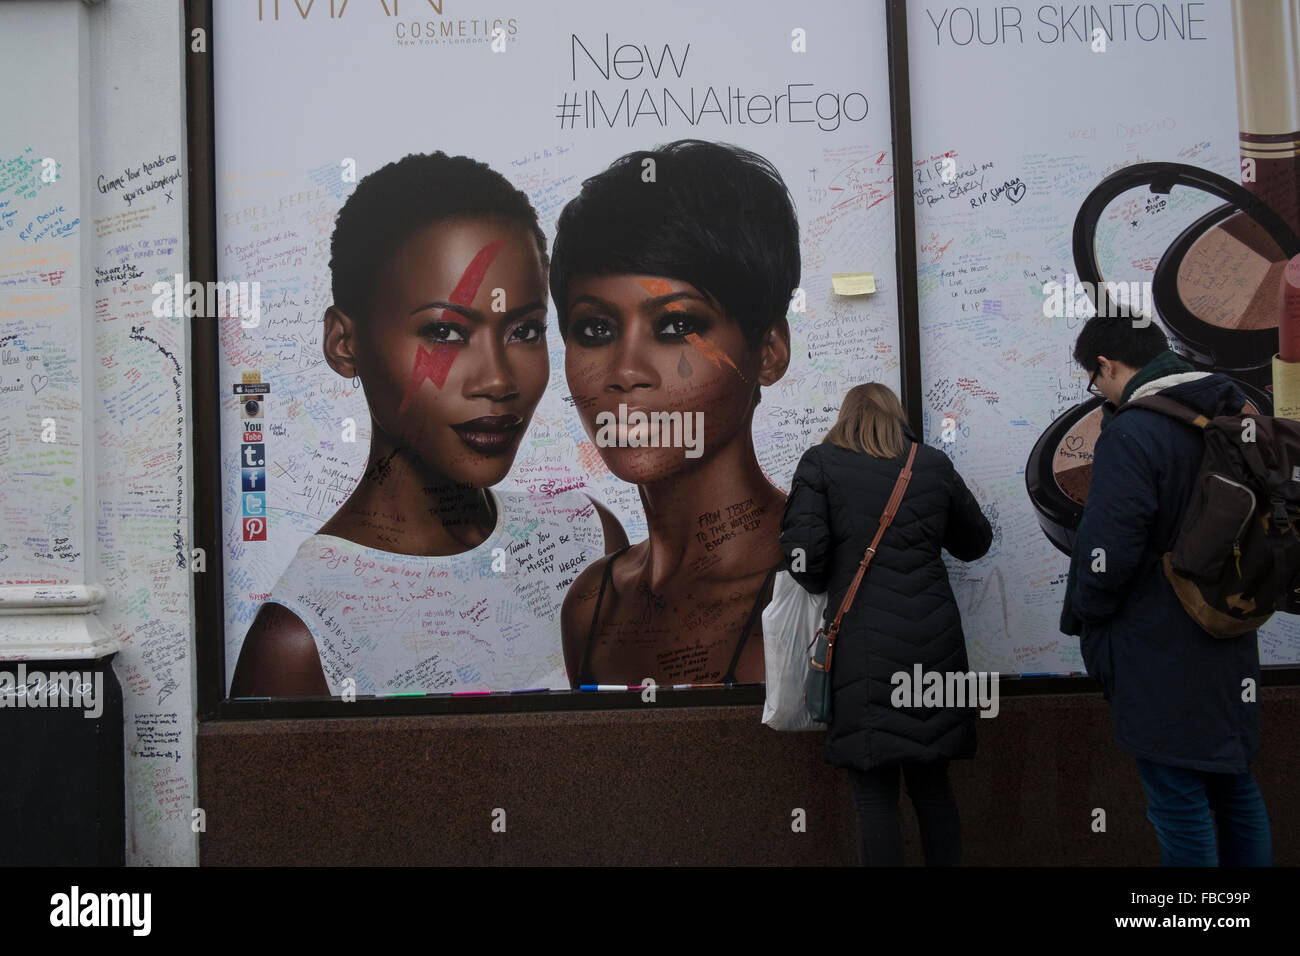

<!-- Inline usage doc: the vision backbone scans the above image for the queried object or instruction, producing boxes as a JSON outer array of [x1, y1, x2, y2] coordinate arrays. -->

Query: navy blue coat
[[780, 426, 993, 770], [1070, 372, 1260, 773]]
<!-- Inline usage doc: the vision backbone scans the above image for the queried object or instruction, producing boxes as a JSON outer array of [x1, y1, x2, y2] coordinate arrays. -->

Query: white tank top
[[260, 490, 606, 696]]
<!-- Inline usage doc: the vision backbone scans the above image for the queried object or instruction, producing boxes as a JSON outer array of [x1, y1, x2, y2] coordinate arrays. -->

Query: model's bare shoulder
[[561, 557, 608, 687], [229, 602, 330, 698]]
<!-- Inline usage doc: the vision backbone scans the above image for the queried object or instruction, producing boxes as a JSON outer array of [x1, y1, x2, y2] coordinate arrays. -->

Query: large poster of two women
[[212, 0, 899, 699]]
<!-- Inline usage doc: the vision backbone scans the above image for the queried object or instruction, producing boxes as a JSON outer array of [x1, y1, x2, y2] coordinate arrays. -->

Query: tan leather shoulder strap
[[1119, 395, 1210, 429], [824, 441, 918, 643]]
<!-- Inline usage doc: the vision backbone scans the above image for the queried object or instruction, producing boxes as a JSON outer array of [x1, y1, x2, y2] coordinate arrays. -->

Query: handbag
[[805, 441, 918, 724], [761, 570, 829, 731]]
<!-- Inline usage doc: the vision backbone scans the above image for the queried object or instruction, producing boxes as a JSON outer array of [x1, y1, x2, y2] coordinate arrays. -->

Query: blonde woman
[[779, 383, 993, 866]]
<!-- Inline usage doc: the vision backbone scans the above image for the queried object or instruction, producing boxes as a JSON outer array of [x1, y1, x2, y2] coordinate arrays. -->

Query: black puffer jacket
[[780, 424, 994, 770]]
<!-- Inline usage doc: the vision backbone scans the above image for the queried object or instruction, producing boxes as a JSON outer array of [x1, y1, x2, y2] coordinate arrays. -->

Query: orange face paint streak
[[684, 332, 746, 382], [635, 276, 690, 312], [395, 239, 506, 413], [636, 277, 674, 298]]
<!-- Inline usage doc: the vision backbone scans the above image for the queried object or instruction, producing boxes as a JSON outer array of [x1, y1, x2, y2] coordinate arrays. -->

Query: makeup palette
[[1174, 213, 1287, 332], [1026, 398, 1103, 556], [1155, 198, 1292, 385], [1027, 384, 1269, 557], [1024, 162, 1300, 555], [1075, 164, 1300, 383]]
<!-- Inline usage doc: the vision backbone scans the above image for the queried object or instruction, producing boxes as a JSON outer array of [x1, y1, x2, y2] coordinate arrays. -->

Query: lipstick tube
[[1236, 2, 1300, 416], [1277, 255, 1300, 419], [1233, 0, 1300, 240]]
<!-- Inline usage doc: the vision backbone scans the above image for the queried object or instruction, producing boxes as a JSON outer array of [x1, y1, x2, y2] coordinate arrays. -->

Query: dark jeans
[[846, 760, 961, 866], [1134, 758, 1271, 866]]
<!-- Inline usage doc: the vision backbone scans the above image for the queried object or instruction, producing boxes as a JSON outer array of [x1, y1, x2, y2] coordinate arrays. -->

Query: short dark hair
[[329, 152, 547, 321], [1072, 312, 1169, 374], [549, 139, 800, 346]]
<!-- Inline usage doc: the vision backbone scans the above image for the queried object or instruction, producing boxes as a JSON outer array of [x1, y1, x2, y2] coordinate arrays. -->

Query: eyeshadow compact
[[1026, 163, 1297, 557], [1026, 398, 1104, 556], [1074, 163, 1300, 387], [1027, 3, 1300, 555], [1027, 389, 1267, 557]]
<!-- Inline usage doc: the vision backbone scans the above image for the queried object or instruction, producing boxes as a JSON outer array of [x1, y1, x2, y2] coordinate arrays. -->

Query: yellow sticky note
[[832, 272, 876, 296]]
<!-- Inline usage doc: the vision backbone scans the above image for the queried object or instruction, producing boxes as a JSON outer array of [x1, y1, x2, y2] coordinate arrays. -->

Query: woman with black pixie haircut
[[552, 139, 796, 687], [232, 152, 625, 698]]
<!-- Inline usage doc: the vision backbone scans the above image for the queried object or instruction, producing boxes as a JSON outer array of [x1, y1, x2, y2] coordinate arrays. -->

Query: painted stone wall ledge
[[0, 585, 120, 660]]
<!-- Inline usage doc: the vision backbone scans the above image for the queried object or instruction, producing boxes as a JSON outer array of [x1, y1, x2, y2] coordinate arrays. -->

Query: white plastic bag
[[761, 570, 828, 731]]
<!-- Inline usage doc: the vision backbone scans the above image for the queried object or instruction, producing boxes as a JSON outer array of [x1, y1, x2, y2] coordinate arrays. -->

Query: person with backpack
[[1061, 313, 1271, 866]]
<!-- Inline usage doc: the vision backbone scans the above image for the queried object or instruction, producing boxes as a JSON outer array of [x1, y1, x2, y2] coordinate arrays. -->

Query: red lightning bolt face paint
[[397, 344, 457, 413], [448, 239, 506, 306], [396, 239, 506, 413]]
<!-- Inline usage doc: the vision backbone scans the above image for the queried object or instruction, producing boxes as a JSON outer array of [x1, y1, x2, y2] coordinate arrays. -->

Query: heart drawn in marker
[[1007, 183, 1026, 204], [31, 374, 48, 394]]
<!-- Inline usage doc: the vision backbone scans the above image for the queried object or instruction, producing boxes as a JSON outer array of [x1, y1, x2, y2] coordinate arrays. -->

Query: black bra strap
[[722, 563, 782, 684], [578, 546, 629, 685]]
